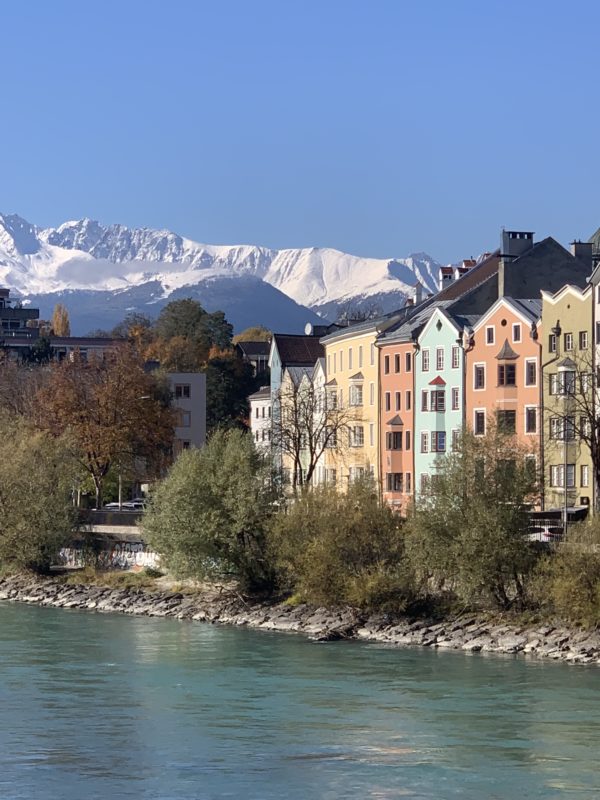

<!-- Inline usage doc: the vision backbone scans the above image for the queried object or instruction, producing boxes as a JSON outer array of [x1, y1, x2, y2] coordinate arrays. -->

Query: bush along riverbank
[[1, 573, 600, 666]]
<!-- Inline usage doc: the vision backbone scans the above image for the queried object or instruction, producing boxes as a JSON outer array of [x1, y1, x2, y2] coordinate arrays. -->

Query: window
[[430, 390, 445, 412], [255, 407, 259, 418], [451, 346, 460, 369], [349, 384, 363, 406], [581, 464, 590, 487], [325, 427, 337, 448], [420, 473, 430, 493], [384, 355, 390, 374], [174, 384, 191, 399], [581, 416, 591, 438], [564, 416, 575, 440], [369, 423, 374, 447], [549, 417, 562, 439], [348, 348, 353, 370], [358, 346, 363, 368], [497, 410, 516, 433], [351, 426, 364, 447], [340, 351, 344, 371], [405, 473, 412, 493], [405, 430, 411, 450], [560, 371, 576, 395], [498, 364, 516, 386], [327, 468, 337, 485], [451, 387, 460, 410], [436, 347, 444, 370], [550, 464, 575, 488], [579, 331, 589, 350], [394, 354, 401, 373], [180, 411, 191, 427], [474, 410, 485, 436], [327, 355, 331, 374], [486, 326, 495, 344], [452, 428, 461, 449], [422, 349, 430, 371], [525, 360, 537, 386], [395, 391, 401, 411], [385, 392, 391, 412], [525, 407, 537, 434], [512, 323, 521, 343], [431, 431, 446, 452], [421, 432, 429, 453], [386, 473, 403, 492], [581, 374, 591, 393], [333, 353, 337, 373], [386, 431, 403, 450], [421, 390, 428, 411], [405, 352, 412, 372], [370, 343, 375, 366], [327, 390, 337, 409], [261, 406, 266, 418], [549, 333, 556, 353], [474, 365, 485, 390], [405, 391, 411, 411], [181, 441, 191, 450], [369, 382, 375, 406], [564, 333, 573, 352]]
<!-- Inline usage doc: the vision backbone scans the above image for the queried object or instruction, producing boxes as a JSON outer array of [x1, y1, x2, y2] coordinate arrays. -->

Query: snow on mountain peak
[[0, 213, 443, 325]]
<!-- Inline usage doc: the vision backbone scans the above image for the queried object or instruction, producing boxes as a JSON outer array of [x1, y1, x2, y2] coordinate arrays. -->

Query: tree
[[51, 303, 71, 336], [0, 413, 77, 572], [155, 299, 207, 341], [271, 371, 358, 490], [111, 312, 153, 341], [143, 428, 279, 592], [204, 352, 256, 433], [233, 325, 272, 344], [268, 479, 414, 610], [336, 301, 384, 324], [405, 425, 540, 610], [36, 345, 175, 507]]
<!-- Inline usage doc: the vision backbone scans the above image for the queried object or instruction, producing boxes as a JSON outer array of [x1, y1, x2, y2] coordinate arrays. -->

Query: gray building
[[167, 372, 207, 454]]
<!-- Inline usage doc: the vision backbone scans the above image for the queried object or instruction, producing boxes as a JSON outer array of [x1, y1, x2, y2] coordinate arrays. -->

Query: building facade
[[167, 372, 207, 455]]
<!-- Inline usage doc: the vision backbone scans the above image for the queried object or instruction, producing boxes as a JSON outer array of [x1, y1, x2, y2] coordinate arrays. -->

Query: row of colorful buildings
[[249, 229, 600, 515]]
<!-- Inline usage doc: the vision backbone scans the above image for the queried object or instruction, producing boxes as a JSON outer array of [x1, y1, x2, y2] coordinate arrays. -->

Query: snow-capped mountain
[[0, 213, 442, 333]]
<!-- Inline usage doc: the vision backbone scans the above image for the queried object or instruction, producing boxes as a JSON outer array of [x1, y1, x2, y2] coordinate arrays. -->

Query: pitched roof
[[385, 415, 404, 426], [272, 334, 324, 365], [429, 375, 446, 386], [496, 339, 519, 360], [248, 386, 271, 401], [349, 371, 364, 381]]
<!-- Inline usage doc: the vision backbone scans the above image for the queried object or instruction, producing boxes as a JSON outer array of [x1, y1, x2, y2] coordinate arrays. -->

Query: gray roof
[[285, 365, 313, 386], [509, 297, 542, 322]]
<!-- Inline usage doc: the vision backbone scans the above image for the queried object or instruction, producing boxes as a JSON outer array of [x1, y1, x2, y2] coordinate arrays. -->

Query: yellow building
[[541, 284, 594, 513], [321, 316, 400, 487]]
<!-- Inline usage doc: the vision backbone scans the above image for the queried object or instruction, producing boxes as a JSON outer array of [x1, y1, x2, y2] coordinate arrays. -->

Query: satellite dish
[[304, 323, 313, 335]]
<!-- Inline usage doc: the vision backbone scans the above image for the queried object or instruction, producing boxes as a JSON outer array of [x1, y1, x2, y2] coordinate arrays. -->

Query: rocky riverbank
[[1, 573, 599, 665]]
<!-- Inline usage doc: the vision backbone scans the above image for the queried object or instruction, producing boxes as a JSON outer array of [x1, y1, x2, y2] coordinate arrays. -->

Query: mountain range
[[0, 213, 442, 334]]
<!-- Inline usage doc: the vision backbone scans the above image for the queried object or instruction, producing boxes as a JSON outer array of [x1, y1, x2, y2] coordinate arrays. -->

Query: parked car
[[526, 525, 563, 543]]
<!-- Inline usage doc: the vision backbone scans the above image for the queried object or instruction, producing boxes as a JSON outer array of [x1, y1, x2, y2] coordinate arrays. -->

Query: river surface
[[0, 602, 598, 799]]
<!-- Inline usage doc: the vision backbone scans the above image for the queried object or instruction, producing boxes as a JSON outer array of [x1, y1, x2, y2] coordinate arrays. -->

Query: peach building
[[466, 297, 541, 453]]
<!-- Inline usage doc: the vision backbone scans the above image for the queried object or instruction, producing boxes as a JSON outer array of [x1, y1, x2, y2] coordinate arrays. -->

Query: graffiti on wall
[[59, 541, 160, 571]]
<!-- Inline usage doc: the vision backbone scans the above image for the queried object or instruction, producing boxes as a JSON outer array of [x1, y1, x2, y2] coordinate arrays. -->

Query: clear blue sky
[[1, 0, 599, 263]]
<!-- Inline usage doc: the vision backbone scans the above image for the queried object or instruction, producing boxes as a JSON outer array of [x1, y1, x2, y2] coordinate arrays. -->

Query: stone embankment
[[1, 573, 599, 665]]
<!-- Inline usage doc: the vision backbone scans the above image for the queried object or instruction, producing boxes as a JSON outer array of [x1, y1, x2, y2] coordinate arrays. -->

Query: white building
[[249, 385, 271, 450], [167, 372, 207, 454]]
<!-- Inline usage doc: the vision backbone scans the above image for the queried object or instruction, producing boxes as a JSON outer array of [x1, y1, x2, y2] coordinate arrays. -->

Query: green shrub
[[143, 428, 280, 592], [533, 519, 600, 626], [268, 479, 414, 611]]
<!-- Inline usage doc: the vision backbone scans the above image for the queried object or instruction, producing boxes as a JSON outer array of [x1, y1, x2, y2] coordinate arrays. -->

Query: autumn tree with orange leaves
[[37, 346, 175, 507]]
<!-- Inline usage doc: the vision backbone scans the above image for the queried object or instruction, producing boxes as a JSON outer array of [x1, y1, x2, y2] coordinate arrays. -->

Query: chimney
[[501, 230, 534, 259], [499, 229, 535, 298], [413, 282, 423, 305], [570, 240, 593, 267]]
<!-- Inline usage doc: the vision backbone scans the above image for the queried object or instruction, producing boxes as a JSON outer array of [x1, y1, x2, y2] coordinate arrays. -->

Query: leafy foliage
[[268, 480, 414, 610], [405, 426, 540, 610], [143, 429, 279, 591], [0, 413, 77, 572], [233, 325, 272, 343], [51, 303, 71, 336], [205, 353, 256, 433]]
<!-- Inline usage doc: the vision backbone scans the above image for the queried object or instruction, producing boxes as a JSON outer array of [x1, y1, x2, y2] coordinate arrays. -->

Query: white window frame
[[451, 387, 460, 411], [421, 431, 429, 453], [422, 348, 430, 372], [358, 346, 363, 368], [369, 382, 375, 406], [348, 347, 353, 370], [524, 358, 537, 387], [436, 347, 444, 371], [512, 323, 521, 343], [486, 326, 495, 345], [473, 362, 486, 391], [451, 345, 460, 369], [581, 464, 590, 488], [524, 405, 537, 435], [564, 332, 574, 352], [473, 408, 486, 436]]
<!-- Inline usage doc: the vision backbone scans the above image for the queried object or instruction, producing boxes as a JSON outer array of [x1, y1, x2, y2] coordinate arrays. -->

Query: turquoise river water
[[0, 601, 598, 799]]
